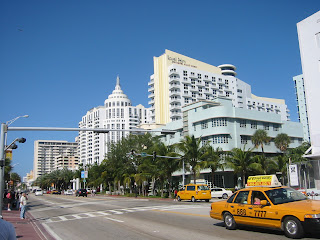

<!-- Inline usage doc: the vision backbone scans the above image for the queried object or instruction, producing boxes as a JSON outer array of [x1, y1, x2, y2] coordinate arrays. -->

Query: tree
[[273, 155, 289, 185], [253, 155, 277, 175], [251, 129, 270, 154], [274, 133, 291, 153], [151, 140, 180, 197], [226, 147, 257, 187], [176, 135, 207, 184], [10, 172, 21, 189], [203, 146, 223, 187]]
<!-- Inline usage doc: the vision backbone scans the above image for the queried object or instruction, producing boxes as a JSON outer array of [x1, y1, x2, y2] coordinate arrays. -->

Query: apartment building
[[148, 50, 290, 125], [33, 140, 78, 179]]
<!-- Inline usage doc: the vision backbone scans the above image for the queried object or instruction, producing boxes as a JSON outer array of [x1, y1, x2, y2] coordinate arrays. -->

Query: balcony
[[148, 99, 155, 105], [169, 69, 179, 76], [169, 84, 180, 90], [169, 77, 180, 83]]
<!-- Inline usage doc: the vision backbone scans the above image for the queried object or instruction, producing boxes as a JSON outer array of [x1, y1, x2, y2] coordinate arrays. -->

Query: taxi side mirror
[[260, 200, 268, 206]]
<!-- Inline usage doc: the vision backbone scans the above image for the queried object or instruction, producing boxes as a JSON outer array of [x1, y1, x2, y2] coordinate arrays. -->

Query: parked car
[[35, 189, 43, 196], [64, 189, 74, 195], [51, 190, 61, 195], [46, 190, 52, 194], [76, 189, 87, 197], [211, 187, 233, 199]]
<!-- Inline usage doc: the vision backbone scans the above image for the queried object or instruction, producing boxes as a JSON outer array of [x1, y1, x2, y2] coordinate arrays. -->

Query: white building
[[33, 140, 78, 179], [78, 76, 151, 165], [148, 50, 290, 125], [154, 98, 304, 187], [297, 11, 320, 156], [293, 74, 310, 142]]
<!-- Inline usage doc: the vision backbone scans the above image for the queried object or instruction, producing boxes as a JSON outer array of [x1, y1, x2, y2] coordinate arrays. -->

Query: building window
[[251, 121, 257, 129], [241, 136, 249, 144], [263, 123, 269, 130], [212, 135, 229, 144], [212, 118, 227, 127], [273, 124, 280, 131], [240, 120, 246, 128], [201, 121, 208, 129]]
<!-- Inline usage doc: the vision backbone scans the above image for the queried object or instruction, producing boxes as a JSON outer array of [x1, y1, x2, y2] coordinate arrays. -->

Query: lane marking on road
[[105, 217, 124, 223], [152, 209, 210, 218], [42, 223, 63, 240]]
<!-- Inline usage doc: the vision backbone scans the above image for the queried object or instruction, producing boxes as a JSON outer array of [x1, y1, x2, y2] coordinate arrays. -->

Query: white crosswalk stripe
[[43, 205, 204, 224]]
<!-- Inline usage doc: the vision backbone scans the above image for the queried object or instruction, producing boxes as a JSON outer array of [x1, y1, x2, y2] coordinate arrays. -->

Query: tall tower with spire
[[78, 76, 151, 165]]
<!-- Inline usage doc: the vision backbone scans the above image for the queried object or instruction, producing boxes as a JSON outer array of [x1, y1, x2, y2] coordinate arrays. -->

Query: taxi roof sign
[[246, 175, 281, 187]]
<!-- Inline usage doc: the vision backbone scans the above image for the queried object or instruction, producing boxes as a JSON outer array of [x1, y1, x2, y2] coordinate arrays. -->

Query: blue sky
[[0, 1, 319, 179]]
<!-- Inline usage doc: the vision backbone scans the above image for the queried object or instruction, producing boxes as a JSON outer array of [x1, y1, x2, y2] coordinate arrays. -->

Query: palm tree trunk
[[242, 173, 246, 187], [211, 171, 215, 187]]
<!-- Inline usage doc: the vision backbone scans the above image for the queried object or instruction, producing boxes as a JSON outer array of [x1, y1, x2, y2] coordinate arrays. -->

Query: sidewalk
[[1, 208, 54, 240]]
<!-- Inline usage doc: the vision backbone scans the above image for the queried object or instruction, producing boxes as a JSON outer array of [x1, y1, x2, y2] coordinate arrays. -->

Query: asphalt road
[[27, 194, 318, 240]]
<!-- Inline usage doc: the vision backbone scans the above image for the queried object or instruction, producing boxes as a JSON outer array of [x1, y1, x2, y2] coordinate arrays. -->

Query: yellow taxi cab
[[209, 175, 320, 238], [177, 183, 211, 202]]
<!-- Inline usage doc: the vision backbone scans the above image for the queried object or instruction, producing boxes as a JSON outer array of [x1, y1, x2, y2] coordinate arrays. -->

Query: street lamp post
[[0, 115, 28, 219]]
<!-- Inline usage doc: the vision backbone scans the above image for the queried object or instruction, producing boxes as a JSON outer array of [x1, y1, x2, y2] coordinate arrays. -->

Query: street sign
[[81, 171, 88, 178], [141, 152, 147, 157]]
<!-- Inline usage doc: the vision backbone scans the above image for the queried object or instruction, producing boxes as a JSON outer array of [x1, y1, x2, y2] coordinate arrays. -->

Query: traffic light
[[153, 151, 156, 160], [18, 138, 26, 143]]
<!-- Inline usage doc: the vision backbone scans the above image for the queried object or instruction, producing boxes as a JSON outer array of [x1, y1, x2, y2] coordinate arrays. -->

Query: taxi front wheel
[[283, 216, 304, 239], [223, 212, 236, 230], [177, 196, 181, 201]]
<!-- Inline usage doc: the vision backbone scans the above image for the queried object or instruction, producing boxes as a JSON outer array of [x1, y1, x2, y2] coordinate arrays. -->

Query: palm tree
[[203, 146, 223, 187], [10, 172, 21, 189], [274, 133, 291, 153], [226, 147, 257, 187], [254, 155, 277, 175], [251, 129, 270, 154], [152, 141, 180, 197], [176, 135, 207, 184], [274, 155, 289, 185]]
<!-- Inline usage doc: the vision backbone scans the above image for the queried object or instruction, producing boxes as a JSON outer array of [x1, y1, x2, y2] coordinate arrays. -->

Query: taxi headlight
[[304, 214, 320, 219]]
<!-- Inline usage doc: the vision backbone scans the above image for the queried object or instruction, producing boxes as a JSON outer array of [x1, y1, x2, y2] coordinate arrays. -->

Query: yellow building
[[148, 50, 289, 125]]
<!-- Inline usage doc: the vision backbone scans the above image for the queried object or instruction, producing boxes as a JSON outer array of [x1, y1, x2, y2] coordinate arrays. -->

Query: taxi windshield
[[198, 185, 209, 191], [265, 187, 307, 205]]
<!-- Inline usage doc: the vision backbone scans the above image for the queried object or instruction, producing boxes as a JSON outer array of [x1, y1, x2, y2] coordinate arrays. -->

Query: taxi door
[[246, 190, 280, 228], [227, 190, 254, 225]]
